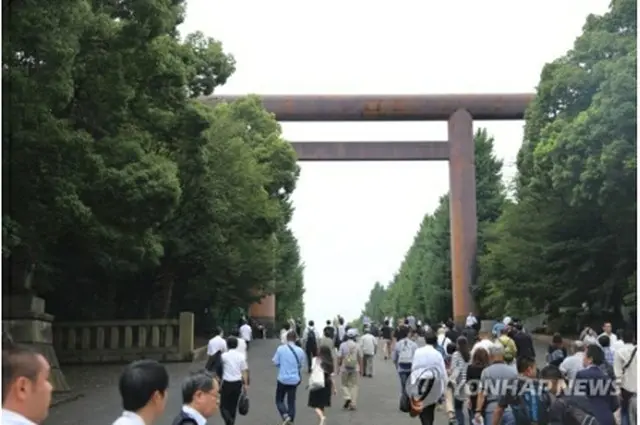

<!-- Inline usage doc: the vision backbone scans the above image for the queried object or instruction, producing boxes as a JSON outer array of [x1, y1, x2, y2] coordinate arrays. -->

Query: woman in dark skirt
[[308, 344, 336, 425]]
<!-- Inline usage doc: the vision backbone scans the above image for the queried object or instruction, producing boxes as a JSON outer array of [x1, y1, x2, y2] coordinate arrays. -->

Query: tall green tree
[[3, 0, 305, 323], [361, 281, 387, 322], [274, 228, 305, 324], [480, 0, 636, 325]]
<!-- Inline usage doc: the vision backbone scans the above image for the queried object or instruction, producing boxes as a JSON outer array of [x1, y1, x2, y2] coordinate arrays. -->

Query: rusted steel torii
[[203, 93, 533, 328]]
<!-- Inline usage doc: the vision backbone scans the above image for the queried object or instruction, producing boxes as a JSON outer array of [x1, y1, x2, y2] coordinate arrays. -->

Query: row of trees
[[360, 0, 636, 331], [3, 0, 305, 325]]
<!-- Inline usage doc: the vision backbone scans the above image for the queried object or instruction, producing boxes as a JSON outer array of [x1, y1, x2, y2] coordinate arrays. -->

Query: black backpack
[[306, 329, 317, 351], [324, 326, 335, 340], [204, 351, 223, 379]]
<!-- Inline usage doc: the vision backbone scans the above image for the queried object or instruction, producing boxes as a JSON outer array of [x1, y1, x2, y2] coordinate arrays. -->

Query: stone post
[[178, 311, 194, 359], [2, 294, 70, 392]]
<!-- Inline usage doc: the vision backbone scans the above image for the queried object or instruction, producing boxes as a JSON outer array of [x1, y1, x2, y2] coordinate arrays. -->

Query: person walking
[[239, 320, 252, 351], [449, 336, 471, 425], [337, 329, 362, 410], [410, 330, 447, 425], [110, 359, 169, 425], [380, 319, 393, 360], [393, 327, 418, 396], [614, 329, 637, 425], [272, 330, 306, 424], [219, 336, 249, 425], [308, 345, 337, 425], [303, 320, 320, 373], [171, 372, 219, 425], [359, 327, 377, 377]]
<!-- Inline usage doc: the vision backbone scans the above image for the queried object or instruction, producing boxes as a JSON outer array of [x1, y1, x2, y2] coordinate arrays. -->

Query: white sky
[[180, 0, 611, 323]]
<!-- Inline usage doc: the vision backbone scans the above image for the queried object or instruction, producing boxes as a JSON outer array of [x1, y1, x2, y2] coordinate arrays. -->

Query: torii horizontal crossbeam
[[203, 93, 534, 121], [290, 141, 448, 161]]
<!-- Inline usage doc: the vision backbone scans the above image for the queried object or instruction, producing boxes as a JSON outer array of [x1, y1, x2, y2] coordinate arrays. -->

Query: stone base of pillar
[[251, 315, 276, 338], [2, 295, 70, 393]]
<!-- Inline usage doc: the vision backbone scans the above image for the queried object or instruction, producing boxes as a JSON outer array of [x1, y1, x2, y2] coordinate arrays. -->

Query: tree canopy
[[3, 0, 305, 326], [359, 0, 636, 331]]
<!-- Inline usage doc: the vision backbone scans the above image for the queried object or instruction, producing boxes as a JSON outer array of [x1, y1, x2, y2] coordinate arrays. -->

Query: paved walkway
[[44, 338, 551, 425]]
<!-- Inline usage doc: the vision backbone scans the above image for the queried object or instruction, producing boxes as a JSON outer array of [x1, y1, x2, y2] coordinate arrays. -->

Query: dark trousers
[[398, 370, 411, 395], [305, 348, 315, 372], [220, 380, 243, 425], [275, 381, 298, 421]]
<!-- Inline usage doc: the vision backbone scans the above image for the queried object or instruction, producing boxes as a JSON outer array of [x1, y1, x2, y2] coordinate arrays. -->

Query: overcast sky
[[180, 0, 610, 323]]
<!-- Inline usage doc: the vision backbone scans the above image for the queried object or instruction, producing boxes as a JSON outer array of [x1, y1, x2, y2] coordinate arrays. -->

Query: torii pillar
[[448, 109, 477, 325], [217, 93, 532, 329]]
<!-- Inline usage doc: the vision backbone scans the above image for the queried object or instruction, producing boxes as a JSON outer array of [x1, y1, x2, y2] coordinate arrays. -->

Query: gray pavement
[[44, 338, 551, 425]]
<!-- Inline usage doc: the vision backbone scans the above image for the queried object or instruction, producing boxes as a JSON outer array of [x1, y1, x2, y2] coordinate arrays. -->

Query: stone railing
[[53, 312, 194, 365]]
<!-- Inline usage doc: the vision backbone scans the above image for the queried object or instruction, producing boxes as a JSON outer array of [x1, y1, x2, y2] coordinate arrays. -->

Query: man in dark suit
[[573, 344, 619, 425]]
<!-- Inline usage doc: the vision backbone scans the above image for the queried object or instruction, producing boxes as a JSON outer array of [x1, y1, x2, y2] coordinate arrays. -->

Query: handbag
[[399, 392, 411, 412], [238, 388, 249, 416], [309, 357, 325, 391]]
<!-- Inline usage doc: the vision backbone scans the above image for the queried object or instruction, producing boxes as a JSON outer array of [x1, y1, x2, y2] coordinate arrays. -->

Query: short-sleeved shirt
[[221, 349, 248, 382], [207, 335, 227, 356], [338, 339, 362, 372], [480, 362, 518, 404], [239, 324, 252, 341]]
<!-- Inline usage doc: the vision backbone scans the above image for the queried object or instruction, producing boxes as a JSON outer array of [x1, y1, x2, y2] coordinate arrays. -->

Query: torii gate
[[205, 93, 533, 331]]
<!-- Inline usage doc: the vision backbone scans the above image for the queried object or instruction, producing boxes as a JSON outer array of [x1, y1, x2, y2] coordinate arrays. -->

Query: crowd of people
[[0, 315, 637, 425], [368, 315, 637, 425]]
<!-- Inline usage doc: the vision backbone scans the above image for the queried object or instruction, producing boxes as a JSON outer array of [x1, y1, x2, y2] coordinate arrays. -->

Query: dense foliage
[[360, 0, 636, 330], [3, 0, 305, 325]]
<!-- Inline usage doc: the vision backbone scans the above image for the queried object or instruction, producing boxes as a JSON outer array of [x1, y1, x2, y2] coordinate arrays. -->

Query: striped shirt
[[603, 346, 615, 366], [450, 351, 469, 400]]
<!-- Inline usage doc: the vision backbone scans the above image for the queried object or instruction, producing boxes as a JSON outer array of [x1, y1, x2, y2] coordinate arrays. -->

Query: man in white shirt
[[236, 336, 248, 358], [280, 323, 292, 345], [559, 340, 586, 380], [614, 330, 636, 425], [437, 327, 452, 352], [205, 327, 227, 375], [612, 329, 626, 351], [599, 321, 618, 345], [409, 331, 447, 425], [466, 312, 478, 328], [111, 359, 169, 425], [239, 321, 252, 351], [207, 327, 227, 357], [220, 337, 249, 425], [2, 345, 53, 425], [171, 371, 219, 424], [360, 327, 377, 377], [470, 332, 494, 357]]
